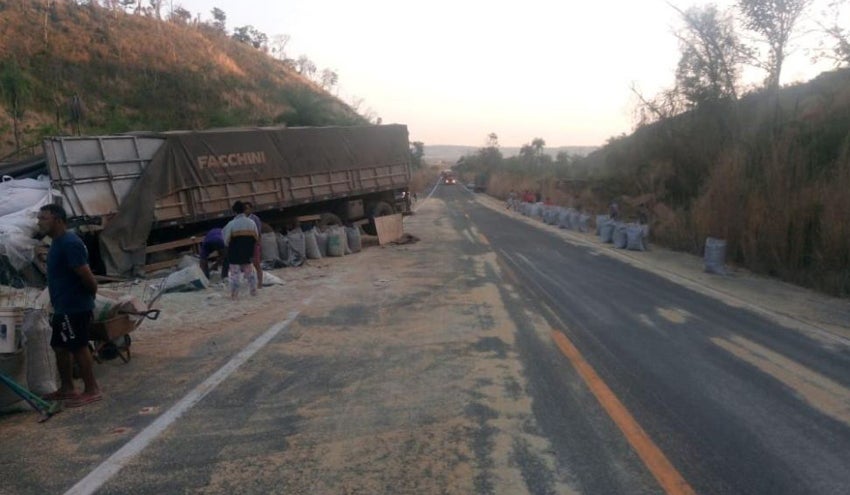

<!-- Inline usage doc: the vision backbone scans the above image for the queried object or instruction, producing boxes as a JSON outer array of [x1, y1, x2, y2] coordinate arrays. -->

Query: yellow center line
[[551, 331, 697, 495]]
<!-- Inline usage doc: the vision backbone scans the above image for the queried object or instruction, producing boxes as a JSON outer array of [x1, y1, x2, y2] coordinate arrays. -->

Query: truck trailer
[[43, 124, 412, 276]]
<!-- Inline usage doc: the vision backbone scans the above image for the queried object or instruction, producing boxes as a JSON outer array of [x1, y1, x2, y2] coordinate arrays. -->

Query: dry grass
[[0, 0, 363, 156]]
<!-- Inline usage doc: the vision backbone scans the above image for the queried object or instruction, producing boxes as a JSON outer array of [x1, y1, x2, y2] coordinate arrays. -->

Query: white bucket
[[0, 308, 24, 353]]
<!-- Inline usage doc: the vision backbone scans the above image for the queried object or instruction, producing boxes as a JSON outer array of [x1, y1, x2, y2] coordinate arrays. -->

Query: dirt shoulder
[[0, 199, 574, 495], [472, 192, 850, 346]]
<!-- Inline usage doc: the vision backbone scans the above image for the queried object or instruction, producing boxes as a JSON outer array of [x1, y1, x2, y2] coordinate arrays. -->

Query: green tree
[[270, 34, 291, 61], [296, 55, 317, 77], [531, 137, 546, 156], [673, 4, 747, 106], [169, 6, 192, 24], [409, 141, 425, 169], [232, 25, 268, 49], [0, 60, 31, 152], [210, 7, 226, 32], [737, 0, 812, 90], [817, 0, 850, 66], [555, 151, 572, 167], [320, 69, 338, 91]]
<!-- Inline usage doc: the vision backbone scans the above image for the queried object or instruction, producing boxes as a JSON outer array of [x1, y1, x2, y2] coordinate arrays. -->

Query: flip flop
[[41, 390, 80, 401], [65, 393, 103, 408]]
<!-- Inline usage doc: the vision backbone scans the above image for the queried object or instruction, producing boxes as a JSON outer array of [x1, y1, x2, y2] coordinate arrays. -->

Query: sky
[[174, 0, 841, 147]]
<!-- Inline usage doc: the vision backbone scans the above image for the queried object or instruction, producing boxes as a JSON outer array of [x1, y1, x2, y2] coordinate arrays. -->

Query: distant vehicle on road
[[441, 170, 457, 185]]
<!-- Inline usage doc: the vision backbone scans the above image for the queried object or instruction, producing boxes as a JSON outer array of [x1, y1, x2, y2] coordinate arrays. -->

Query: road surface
[[1, 181, 849, 495]]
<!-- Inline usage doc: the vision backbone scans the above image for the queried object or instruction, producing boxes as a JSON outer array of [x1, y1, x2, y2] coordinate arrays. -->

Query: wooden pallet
[[143, 236, 203, 273]]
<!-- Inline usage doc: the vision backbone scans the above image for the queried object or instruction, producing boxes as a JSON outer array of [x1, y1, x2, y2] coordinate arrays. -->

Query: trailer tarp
[[99, 125, 409, 276]]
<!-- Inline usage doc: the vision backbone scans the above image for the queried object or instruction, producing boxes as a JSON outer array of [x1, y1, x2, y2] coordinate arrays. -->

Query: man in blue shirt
[[199, 227, 229, 280], [37, 204, 102, 407]]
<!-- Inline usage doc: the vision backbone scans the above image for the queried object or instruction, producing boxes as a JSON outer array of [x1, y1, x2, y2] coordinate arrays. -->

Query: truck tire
[[363, 201, 394, 236], [317, 213, 342, 232]]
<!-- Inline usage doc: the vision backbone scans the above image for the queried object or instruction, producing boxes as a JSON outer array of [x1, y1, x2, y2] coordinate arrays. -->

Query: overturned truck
[[44, 125, 412, 277]]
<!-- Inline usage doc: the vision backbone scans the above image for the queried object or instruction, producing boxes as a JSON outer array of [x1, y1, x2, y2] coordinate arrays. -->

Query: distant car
[[443, 177, 456, 185], [465, 182, 476, 190]]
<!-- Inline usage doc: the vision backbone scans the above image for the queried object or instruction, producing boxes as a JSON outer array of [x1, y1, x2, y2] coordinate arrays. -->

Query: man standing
[[243, 201, 263, 289], [37, 204, 102, 407], [223, 201, 259, 299]]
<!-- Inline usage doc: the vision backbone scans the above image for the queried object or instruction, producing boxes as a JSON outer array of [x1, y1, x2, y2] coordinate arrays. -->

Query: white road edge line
[[413, 180, 441, 212], [64, 302, 310, 495]]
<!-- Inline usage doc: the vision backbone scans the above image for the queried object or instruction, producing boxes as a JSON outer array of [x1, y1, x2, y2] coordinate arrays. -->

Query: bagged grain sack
[[626, 224, 648, 251], [596, 215, 607, 235], [261, 233, 279, 262], [613, 223, 628, 249], [304, 229, 322, 260], [93, 294, 119, 322], [276, 232, 287, 259], [558, 208, 570, 228], [704, 237, 727, 275], [599, 220, 615, 243], [163, 264, 210, 292], [286, 229, 306, 259], [326, 228, 345, 257], [569, 210, 581, 230], [345, 226, 362, 253], [262, 272, 285, 286], [22, 309, 58, 395], [332, 226, 351, 255], [578, 214, 590, 233], [315, 231, 329, 257]]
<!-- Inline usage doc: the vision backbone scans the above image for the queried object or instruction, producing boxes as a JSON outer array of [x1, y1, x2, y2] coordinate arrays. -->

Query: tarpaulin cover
[[99, 125, 409, 276]]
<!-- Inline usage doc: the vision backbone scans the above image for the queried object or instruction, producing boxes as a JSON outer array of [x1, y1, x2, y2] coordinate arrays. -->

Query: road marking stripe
[[551, 331, 697, 495], [712, 335, 850, 426], [64, 304, 308, 495]]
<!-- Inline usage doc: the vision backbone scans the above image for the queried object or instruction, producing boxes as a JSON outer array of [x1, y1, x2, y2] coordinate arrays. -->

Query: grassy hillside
[[465, 68, 850, 296], [0, 0, 366, 158], [580, 69, 850, 295]]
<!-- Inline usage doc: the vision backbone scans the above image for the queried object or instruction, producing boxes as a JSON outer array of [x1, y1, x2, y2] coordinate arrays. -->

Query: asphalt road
[[439, 183, 850, 494], [4, 182, 849, 495]]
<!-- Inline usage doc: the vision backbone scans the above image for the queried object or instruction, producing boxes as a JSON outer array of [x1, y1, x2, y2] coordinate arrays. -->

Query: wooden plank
[[145, 236, 202, 254], [144, 258, 181, 273], [296, 214, 321, 222], [375, 214, 403, 245]]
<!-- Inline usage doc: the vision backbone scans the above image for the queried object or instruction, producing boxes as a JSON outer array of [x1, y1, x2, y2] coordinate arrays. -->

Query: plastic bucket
[[0, 308, 24, 353]]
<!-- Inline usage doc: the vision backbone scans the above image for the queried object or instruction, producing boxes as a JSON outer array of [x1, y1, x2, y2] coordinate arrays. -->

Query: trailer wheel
[[317, 213, 342, 231], [363, 201, 394, 235]]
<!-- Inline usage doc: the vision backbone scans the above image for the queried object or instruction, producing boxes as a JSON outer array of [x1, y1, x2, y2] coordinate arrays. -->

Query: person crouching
[[222, 201, 259, 299]]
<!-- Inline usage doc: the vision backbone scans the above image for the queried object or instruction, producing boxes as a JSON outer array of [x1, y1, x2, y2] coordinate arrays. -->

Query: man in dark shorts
[[199, 227, 229, 280], [37, 204, 102, 407], [222, 201, 259, 299], [243, 201, 263, 289]]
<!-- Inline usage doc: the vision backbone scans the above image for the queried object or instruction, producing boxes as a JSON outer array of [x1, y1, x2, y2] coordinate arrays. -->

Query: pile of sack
[[0, 306, 59, 411], [596, 216, 650, 252], [517, 202, 591, 234], [0, 176, 56, 275], [261, 225, 363, 269]]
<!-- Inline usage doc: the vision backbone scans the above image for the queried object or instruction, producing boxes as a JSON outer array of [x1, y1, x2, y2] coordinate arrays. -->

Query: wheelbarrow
[[89, 280, 166, 364], [89, 308, 160, 363]]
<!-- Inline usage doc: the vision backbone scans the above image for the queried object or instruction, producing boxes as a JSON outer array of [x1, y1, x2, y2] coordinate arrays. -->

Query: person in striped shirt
[[222, 201, 259, 299]]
